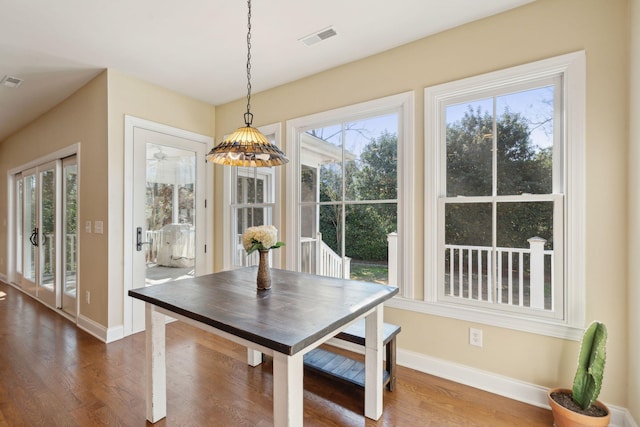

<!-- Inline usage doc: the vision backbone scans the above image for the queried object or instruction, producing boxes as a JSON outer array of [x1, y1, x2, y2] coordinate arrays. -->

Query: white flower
[[242, 225, 284, 255]]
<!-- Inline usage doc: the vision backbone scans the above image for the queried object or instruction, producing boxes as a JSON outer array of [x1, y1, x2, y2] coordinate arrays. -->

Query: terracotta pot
[[547, 388, 610, 427]]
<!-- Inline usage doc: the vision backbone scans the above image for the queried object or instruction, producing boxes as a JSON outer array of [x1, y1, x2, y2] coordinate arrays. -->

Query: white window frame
[[222, 123, 283, 270], [409, 51, 586, 340], [286, 92, 415, 296]]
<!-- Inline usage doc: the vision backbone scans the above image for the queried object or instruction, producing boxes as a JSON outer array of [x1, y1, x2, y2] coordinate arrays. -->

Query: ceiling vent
[[300, 27, 337, 46], [1, 75, 24, 88]]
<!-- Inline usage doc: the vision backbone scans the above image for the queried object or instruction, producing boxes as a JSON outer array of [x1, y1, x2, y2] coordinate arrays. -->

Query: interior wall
[[627, 0, 639, 421], [0, 71, 109, 325], [214, 0, 629, 408], [106, 69, 215, 330]]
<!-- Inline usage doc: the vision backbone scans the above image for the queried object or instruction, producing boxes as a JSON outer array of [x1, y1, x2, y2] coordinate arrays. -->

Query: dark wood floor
[[0, 281, 553, 426]]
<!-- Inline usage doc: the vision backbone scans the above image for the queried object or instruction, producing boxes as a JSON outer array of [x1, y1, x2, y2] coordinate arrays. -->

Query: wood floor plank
[[0, 281, 553, 426]]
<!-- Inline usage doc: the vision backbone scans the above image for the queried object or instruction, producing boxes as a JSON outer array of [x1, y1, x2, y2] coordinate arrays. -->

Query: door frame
[[123, 116, 213, 337]]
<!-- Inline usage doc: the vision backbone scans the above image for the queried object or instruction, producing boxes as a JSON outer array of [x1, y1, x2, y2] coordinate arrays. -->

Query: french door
[[14, 156, 77, 316], [130, 127, 207, 333]]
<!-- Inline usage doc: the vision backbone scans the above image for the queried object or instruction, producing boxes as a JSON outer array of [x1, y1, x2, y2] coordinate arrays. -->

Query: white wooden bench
[[303, 320, 401, 391]]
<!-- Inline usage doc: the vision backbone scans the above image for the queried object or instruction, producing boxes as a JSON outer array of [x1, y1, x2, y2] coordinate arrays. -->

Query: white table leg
[[247, 348, 263, 367], [145, 304, 167, 423], [365, 305, 383, 420], [272, 352, 304, 427]]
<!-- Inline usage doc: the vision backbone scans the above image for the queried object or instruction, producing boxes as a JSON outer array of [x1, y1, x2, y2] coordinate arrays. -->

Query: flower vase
[[257, 250, 271, 290]]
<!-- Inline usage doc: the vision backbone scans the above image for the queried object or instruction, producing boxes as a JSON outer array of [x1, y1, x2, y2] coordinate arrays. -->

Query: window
[[286, 92, 414, 294], [423, 52, 586, 338], [223, 124, 282, 269]]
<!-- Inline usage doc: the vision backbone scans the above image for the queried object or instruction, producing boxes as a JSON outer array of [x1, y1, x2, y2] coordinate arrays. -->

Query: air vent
[[300, 27, 337, 46], [1, 75, 23, 88]]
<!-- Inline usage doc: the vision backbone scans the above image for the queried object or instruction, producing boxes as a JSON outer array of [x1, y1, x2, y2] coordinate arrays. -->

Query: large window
[[287, 93, 414, 294], [423, 52, 586, 338]]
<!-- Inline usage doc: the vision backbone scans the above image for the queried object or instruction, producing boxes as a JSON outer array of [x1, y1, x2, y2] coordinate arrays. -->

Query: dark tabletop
[[128, 267, 399, 355]]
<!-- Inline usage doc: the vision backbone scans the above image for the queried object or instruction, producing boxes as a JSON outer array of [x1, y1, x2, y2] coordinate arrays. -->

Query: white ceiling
[[0, 0, 533, 142]]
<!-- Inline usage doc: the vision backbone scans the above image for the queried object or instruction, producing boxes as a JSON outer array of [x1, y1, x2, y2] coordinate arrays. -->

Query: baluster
[[467, 248, 473, 299], [518, 251, 524, 307]]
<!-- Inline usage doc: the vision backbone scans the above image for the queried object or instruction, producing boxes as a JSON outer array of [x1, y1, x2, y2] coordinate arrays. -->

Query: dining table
[[128, 267, 399, 426]]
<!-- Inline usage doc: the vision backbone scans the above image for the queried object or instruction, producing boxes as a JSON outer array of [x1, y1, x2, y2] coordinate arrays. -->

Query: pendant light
[[206, 0, 288, 167]]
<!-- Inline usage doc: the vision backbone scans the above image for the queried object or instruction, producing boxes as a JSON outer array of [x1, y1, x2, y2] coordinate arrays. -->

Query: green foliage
[[572, 321, 607, 410]]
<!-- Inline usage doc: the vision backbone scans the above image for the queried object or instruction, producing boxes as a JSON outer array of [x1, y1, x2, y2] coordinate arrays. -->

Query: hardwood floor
[[0, 281, 553, 426]]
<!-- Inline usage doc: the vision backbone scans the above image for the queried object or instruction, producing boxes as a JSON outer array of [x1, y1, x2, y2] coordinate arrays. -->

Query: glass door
[[36, 161, 58, 308], [17, 161, 64, 310], [21, 168, 38, 297], [14, 173, 24, 285], [61, 156, 78, 316], [131, 127, 207, 333]]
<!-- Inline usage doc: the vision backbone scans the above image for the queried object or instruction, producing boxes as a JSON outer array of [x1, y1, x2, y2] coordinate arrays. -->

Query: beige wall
[[0, 71, 110, 325], [215, 0, 629, 408], [627, 0, 639, 421]]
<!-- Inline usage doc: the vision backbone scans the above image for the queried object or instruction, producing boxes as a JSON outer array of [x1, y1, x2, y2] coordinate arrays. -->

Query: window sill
[[385, 296, 584, 341]]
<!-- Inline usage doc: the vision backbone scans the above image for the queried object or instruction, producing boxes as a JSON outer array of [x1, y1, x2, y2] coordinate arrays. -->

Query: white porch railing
[[301, 233, 350, 279], [444, 237, 553, 310]]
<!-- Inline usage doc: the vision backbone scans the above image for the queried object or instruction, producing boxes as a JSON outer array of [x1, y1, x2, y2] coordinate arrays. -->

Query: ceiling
[[0, 0, 533, 142]]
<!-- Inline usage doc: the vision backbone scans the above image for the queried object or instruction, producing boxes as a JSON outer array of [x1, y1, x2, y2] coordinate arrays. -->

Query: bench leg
[[386, 337, 397, 391]]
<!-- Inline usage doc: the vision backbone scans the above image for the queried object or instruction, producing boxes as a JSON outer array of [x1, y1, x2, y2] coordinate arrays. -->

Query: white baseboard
[[77, 314, 108, 342], [77, 315, 124, 343], [326, 340, 635, 427]]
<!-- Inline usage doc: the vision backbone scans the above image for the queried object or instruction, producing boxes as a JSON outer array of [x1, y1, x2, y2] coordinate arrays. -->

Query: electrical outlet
[[469, 328, 483, 347], [85, 291, 91, 304]]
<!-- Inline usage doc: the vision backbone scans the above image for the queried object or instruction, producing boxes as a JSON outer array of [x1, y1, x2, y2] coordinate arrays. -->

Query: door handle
[[29, 228, 39, 247], [136, 227, 153, 251]]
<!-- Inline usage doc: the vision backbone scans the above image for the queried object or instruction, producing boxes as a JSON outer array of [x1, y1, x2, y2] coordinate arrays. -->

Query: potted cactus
[[547, 321, 610, 427]]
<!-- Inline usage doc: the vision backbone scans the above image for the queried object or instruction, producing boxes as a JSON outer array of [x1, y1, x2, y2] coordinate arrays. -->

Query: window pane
[[445, 203, 492, 246], [496, 202, 553, 310], [496, 86, 554, 195], [40, 169, 56, 289], [344, 114, 398, 201], [146, 183, 173, 230], [178, 183, 194, 224], [346, 203, 397, 284], [303, 124, 343, 202], [305, 204, 343, 277], [234, 206, 272, 267], [446, 99, 493, 196], [64, 164, 78, 296], [496, 202, 553, 249], [444, 202, 492, 301]]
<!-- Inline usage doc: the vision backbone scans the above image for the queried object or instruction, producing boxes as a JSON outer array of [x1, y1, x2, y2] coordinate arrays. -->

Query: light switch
[[94, 221, 104, 234], [85, 221, 92, 233]]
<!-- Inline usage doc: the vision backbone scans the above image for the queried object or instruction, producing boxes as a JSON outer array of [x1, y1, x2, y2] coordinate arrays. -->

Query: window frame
[[286, 92, 415, 296], [417, 52, 585, 339], [222, 123, 283, 270]]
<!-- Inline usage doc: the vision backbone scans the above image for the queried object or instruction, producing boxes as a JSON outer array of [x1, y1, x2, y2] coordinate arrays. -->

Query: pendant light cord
[[244, 0, 254, 127]]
